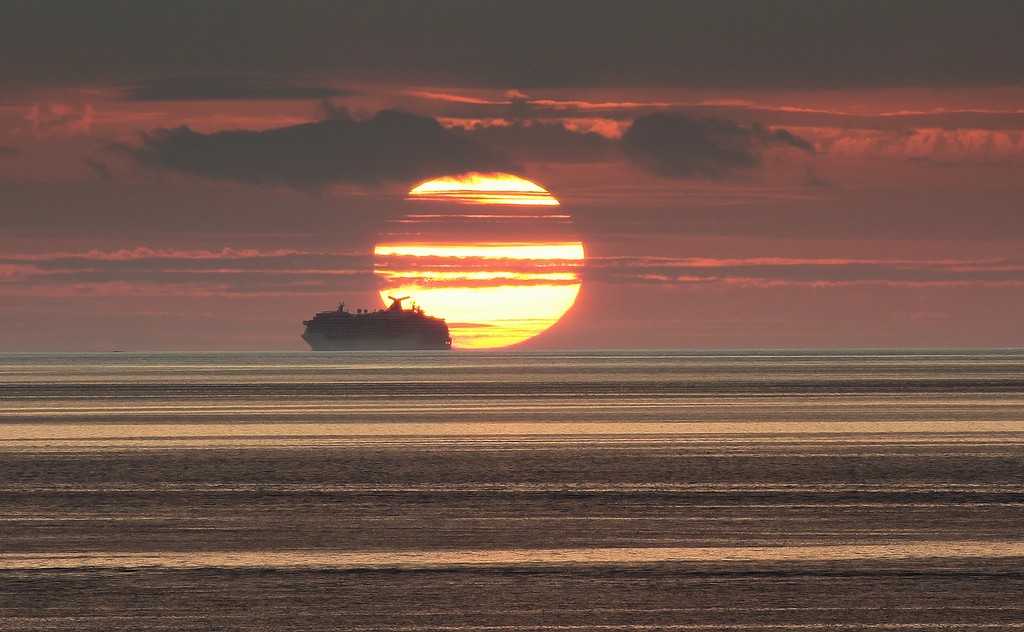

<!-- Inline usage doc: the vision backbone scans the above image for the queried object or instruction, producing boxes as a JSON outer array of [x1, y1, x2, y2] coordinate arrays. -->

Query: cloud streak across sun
[[374, 243, 584, 260]]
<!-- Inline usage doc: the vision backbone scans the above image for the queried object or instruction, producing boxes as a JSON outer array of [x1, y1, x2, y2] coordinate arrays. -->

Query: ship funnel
[[386, 295, 411, 311]]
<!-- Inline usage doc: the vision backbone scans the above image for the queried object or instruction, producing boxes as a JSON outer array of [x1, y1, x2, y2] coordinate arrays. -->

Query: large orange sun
[[373, 173, 584, 349]]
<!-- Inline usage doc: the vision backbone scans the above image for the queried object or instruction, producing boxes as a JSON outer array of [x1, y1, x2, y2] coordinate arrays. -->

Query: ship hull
[[301, 297, 452, 351], [302, 330, 451, 351]]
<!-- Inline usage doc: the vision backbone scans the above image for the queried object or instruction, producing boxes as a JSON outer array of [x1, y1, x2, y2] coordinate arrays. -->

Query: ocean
[[1, 349, 1022, 630]]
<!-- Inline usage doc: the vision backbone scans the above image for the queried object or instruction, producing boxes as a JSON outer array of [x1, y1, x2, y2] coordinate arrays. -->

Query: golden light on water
[[375, 173, 583, 349]]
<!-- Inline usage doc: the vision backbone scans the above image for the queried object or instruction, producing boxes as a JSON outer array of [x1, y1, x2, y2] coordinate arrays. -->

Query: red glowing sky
[[1, 2, 1022, 350]]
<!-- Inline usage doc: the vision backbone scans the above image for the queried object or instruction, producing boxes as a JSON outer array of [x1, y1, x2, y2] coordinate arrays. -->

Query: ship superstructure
[[302, 296, 452, 350]]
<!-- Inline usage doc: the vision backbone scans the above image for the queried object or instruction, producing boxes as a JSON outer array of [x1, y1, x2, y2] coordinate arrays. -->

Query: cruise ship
[[301, 296, 452, 350]]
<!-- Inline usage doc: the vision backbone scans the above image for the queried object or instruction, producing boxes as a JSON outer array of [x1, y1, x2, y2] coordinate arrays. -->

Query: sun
[[374, 173, 584, 349], [406, 172, 561, 206]]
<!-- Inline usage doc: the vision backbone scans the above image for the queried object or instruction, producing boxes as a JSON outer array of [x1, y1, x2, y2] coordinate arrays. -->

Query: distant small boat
[[301, 296, 452, 351]]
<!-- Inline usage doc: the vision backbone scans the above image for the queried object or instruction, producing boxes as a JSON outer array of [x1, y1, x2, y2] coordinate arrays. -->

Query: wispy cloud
[[3, 247, 323, 262], [0, 247, 376, 297], [583, 255, 1024, 287]]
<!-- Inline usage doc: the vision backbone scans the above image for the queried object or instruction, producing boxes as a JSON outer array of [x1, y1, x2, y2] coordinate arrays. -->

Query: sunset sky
[[1, 1, 1022, 350]]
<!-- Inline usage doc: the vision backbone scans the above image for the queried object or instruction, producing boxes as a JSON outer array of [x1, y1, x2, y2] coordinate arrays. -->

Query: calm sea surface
[[1, 350, 1023, 630]]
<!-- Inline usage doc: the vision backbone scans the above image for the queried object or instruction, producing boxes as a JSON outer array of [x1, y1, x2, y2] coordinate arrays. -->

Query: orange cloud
[[0, 264, 48, 281], [21, 103, 93, 136]]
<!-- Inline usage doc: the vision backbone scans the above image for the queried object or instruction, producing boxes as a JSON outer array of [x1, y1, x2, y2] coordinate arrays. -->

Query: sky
[[1, 0, 1022, 351]]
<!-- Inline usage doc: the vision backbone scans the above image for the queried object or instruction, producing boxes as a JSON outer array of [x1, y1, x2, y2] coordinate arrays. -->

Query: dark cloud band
[[122, 77, 353, 102], [622, 113, 812, 179], [125, 109, 514, 189]]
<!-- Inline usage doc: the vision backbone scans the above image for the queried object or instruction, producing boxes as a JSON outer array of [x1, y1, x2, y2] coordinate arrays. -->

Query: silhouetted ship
[[302, 296, 452, 351]]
